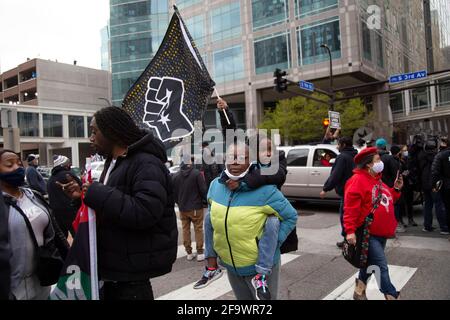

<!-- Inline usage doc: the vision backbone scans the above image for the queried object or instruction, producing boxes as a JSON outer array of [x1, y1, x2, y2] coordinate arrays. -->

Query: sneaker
[[408, 219, 418, 227], [422, 227, 435, 232], [196, 254, 205, 262], [440, 231, 450, 235], [193, 267, 223, 289], [251, 274, 271, 300], [396, 225, 406, 233], [187, 253, 196, 261]]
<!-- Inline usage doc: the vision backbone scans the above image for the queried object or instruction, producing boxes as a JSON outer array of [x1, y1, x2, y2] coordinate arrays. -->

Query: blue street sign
[[299, 80, 314, 92], [389, 70, 427, 84]]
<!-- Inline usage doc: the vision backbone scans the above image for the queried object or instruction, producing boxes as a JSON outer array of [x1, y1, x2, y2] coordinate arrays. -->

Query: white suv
[[278, 144, 340, 201]]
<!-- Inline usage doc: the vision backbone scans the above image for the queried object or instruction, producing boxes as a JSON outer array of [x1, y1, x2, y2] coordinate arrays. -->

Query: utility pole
[[320, 44, 334, 111]]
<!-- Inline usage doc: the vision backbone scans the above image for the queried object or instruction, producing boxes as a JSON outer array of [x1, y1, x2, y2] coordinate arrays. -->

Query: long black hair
[[94, 107, 144, 147]]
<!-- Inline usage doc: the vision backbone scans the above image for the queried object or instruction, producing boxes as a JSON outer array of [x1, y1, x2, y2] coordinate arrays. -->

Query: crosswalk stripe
[[156, 253, 301, 300], [323, 265, 417, 300]]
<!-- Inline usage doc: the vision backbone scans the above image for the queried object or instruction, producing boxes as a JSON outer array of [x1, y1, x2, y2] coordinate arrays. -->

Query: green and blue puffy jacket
[[207, 176, 298, 276]]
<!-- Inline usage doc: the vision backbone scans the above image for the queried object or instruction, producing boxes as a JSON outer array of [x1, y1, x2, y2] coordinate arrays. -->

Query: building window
[[213, 46, 244, 84], [211, 2, 241, 42], [298, 17, 341, 65], [390, 93, 404, 114], [43, 114, 63, 137], [437, 78, 450, 107], [177, 0, 202, 10], [410, 88, 430, 112], [362, 20, 372, 61], [296, 0, 338, 18], [18, 112, 39, 137], [252, 0, 289, 30], [375, 32, 384, 69], [112, 71, 141, 102], [69, 116, 85, 138], [186, 14, 205, 47], [254, 32, 290, 75]]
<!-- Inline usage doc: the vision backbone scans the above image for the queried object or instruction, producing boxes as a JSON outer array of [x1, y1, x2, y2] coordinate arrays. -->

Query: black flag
[[122, 6, 215, 148]]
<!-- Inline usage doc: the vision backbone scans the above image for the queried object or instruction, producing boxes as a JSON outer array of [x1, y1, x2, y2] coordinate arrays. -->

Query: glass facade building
[[110, 0, 169, 105]]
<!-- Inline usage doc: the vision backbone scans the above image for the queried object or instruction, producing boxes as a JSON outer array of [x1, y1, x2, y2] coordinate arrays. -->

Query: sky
[[0, 0, 109, 72]]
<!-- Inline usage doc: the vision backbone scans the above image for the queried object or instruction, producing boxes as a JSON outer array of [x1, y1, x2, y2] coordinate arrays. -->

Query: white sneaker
[[197, 254, 205, 262], [187, 253, 196, 261]]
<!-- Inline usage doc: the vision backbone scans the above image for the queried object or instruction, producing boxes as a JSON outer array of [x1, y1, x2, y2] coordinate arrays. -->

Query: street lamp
[[320, 44, 334, 111], [98, 97, 112, 107]]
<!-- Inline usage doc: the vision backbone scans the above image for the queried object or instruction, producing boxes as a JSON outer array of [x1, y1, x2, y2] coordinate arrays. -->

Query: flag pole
[[214, 87, 231, 125], [86, 157, 99, 300]]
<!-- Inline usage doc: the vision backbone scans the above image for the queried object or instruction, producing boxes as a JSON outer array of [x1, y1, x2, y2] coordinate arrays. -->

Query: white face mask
[[402, 151, 408, 157], [371, 161, 384, 174], [224, 165, 251, 181]]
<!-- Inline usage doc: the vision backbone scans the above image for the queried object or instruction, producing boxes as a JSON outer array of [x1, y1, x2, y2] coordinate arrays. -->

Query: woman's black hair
[[93, 107, 144, 147], [357, 154, 376, 169]]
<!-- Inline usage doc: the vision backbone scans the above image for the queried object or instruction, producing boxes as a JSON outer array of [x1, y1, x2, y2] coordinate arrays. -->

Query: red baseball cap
[[354, 147, 378, 165]]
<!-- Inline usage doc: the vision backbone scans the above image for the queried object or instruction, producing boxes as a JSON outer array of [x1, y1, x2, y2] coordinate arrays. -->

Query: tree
[[259, 93, 373, 144]]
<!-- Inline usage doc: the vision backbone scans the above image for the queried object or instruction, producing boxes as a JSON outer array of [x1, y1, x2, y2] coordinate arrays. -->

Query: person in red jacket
[[344, 147, 403, 300]]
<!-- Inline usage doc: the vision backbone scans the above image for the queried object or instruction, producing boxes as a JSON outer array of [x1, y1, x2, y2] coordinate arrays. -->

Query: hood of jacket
[[180, 164, 194, 177], [126, 130, 167, 163], [341, 146, 358, 157]]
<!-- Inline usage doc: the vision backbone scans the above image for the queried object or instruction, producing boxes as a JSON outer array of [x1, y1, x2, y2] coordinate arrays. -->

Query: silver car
[[278, 144, 340, 201]]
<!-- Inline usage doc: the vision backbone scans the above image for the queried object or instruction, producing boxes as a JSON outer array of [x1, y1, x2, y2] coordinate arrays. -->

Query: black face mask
[[0, 167, 26, 187]]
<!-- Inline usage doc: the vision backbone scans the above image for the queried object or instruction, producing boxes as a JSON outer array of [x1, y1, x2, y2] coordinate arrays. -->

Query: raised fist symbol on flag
[[143, 76, 193, 142]]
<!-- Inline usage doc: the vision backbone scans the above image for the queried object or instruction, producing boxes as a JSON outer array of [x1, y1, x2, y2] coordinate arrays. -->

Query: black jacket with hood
[[418, 150, 437, 191], [84, 132, 178, 281], [323, 146, 357, 197], [172, 165, 207, 212], [431, 148, 450, 190], [379, 149, 400, 188]]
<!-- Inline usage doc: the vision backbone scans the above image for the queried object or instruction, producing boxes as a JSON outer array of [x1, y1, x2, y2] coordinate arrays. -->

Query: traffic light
[[323, 118, 330, 128], [274, 68, 288, 93]]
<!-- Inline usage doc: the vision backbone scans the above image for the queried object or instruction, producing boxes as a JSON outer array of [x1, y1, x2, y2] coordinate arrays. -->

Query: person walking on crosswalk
[[173, 157, 208, 262], [344, 147, 403, 300]]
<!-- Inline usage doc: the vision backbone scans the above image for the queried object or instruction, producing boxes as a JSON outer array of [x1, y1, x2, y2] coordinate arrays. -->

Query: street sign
[[389, 70, 427, 84], [328, 111, 341, 129], [299, 80, 314, 92]]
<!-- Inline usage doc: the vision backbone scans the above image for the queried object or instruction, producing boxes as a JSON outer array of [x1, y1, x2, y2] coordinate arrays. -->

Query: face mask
[[371, 161, 384, 174], [402, 151, 408, 157], [224, 166, 251, 181], [0, 167, 26, 187]]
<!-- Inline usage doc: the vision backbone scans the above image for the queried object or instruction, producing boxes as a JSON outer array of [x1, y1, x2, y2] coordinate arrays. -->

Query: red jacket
[[344, 169, 400, 238]]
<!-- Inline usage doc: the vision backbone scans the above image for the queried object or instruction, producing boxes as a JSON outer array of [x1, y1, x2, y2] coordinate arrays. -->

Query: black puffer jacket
[[418, 150, 437, 191], [323, 147, 357, 197], [84, 133, 178, 281], [379, 150, 400, 188], [431, 148, 450, 190]]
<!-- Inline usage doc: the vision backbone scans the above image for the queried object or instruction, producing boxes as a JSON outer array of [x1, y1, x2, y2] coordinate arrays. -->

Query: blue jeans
[[422, 190, 449, 232], [204, 212, 280, 276], [358, 236, 398, 298], [255, 216, 280, 275], [339, 196, 345, 237]]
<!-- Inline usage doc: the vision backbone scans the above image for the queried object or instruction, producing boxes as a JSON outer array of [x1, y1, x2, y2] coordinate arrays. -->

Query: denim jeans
[[422, 190, 448, 231], [227, 261, 280, 300], [205, 212, 280, 276], [358, 236, 398, 298], [339, 196, 345, 237], [204, 211, 217, 259], [255, 216, 280, 275]]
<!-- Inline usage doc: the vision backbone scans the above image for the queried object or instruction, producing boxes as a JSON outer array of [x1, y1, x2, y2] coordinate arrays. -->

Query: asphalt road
[[152, 202, 450, 300]]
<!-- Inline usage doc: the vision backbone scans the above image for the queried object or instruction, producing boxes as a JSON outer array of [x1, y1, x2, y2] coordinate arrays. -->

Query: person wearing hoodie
[[60, 107, 178, 300], [418, 138, 448, 234], [376, 139, 400, 188], [320, 137, 357, 248], [344, 147, 403, 300], [173, 158, 208, 262], [25, 154, 47, 195], [47, 155, 82, 238], [431, 137, 450, 238]]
